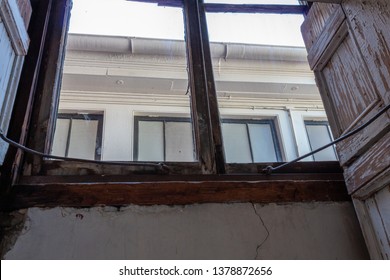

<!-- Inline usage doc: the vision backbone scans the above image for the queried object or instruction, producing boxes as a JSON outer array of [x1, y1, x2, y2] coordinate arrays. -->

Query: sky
[[68, 0, 305, 47]]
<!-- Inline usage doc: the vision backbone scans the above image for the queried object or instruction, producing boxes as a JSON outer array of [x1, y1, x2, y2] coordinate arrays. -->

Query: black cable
[[263, 103, 390, 174], [0, 130, 169, 172]]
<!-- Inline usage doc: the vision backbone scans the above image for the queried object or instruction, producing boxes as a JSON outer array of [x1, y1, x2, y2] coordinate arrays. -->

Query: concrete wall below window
[[3, 202, 368, 259]]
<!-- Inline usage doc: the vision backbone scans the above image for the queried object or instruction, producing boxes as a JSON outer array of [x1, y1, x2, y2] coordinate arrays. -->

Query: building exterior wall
[[4, 202, 368, 260]]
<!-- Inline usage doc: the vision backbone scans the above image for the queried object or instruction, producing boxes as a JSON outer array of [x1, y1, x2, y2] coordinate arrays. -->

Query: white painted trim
[[288, 110, 328, 161], [0, 55, 24, 131], [352, 198, 384, 259], [0, 0, 29, 55]]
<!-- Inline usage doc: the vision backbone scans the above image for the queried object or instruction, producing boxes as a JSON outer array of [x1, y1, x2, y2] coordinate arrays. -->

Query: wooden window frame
[[0, 0, 349, 209], [17, 0, 313, 177]]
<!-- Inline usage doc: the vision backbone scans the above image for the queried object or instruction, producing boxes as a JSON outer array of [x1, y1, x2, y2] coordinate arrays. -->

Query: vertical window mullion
[[246, 123, 255, 163], [183, 0, 215, 174], [64, 116, 72, 158], [163, 120, 167, 162], [198, 0, 226, 173]]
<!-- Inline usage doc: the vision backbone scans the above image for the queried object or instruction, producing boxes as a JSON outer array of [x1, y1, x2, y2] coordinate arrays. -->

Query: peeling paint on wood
[[343, 0, 390, 104], [345, 131, 390, 194], [301, 2, 339, 52], [16, 0, 31, 28], [322, 34, 378, 130]]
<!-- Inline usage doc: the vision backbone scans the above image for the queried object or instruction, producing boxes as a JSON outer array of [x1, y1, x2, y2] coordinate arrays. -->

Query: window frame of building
[[133, 116, 195, 162], [52, 113, 104, 161], [133, 116, 282, 164], [3, 0, 327, 177], [222, 118, 283, 163], [0, 0, 349, 208], [304, 120, 337, 161]]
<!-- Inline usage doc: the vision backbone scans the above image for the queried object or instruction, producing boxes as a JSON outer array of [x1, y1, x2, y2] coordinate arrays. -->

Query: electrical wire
[[0, 130, 169, 172], [1, 103, 388, 175], [263, 103, 390, 174]]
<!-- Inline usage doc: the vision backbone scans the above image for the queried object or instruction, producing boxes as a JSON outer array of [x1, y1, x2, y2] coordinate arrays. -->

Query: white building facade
[[52, 33, 337, 163]]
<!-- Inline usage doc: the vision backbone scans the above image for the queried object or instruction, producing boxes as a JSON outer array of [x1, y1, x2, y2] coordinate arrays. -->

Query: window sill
[[2, 162, 349, 210]]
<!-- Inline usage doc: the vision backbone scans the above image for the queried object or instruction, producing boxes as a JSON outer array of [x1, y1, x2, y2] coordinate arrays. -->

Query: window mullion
[[183, 0, 216, 174], [198, 0, 226, 174], [64, 117, 72, 158]]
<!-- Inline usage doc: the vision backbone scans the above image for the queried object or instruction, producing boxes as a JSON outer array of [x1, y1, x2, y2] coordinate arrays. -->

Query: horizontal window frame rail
[[36, 160, 342, 176], [127, 0, 309, 14], [2, 174, 349, 210]]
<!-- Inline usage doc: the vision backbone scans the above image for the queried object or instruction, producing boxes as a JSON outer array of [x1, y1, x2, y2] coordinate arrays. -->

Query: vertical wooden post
[[183, 0, 216, 173], [26, 0, 72, 175], [198, 0, 226, 174]]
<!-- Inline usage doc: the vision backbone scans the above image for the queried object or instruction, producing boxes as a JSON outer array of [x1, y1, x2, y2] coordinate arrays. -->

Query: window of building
[[134, 116, 281, 163], [51, 113, 103, 160], [304, 121, 337, 161], [222, 119, 281, 163], [0, 0, 350, 207], [4, 0, 341, 183], [134, 116, 195, 162], [52, 0, 193, 163]]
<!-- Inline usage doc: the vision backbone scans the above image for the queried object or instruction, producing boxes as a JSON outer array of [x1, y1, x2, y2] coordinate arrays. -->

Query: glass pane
[[51, 119, 70, 157], [69, 0, 185, 39], [165, 122, 195, 161], [53, 0, 193, 162], [306, 124, 337, 161], [67, 119, 99, 160], [222, 123, 252, 163], [206, 12, 304, 46], [204, 0, 299, 4], [137, 121, 164, 161], [248, 123, 277, 162], [206, 8, 324, 164]]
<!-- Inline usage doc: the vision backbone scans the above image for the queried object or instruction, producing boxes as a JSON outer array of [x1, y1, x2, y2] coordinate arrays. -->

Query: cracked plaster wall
[[3, 202, 369, 259]]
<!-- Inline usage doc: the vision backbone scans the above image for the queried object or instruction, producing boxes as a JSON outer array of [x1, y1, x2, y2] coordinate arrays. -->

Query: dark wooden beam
[[199, 1, 226, 174], [1, 178, 349, 210], [127, 1, 308, 14], [308, 0, 341, 3], [26, 0, 72, 176], [34, 160, 343, 176], [204, 4, 308, 14], [18, 172, 346, 185], [184, 0, 216, 173]]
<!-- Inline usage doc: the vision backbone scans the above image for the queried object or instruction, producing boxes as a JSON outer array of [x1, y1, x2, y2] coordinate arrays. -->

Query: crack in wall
[[251, 203, 270, 260]]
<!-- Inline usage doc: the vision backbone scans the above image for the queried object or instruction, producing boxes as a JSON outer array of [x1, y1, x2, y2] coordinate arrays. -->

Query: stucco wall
[[3, 202, 368, 259]]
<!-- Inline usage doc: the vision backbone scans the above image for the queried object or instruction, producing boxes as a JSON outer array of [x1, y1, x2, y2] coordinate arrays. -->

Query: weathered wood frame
[[0, 0, 350, 208], [301, 0, 390, 259]]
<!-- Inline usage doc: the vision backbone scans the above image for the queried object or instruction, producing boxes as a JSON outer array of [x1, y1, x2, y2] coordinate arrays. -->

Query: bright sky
[[68, 0, 305, 47]]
